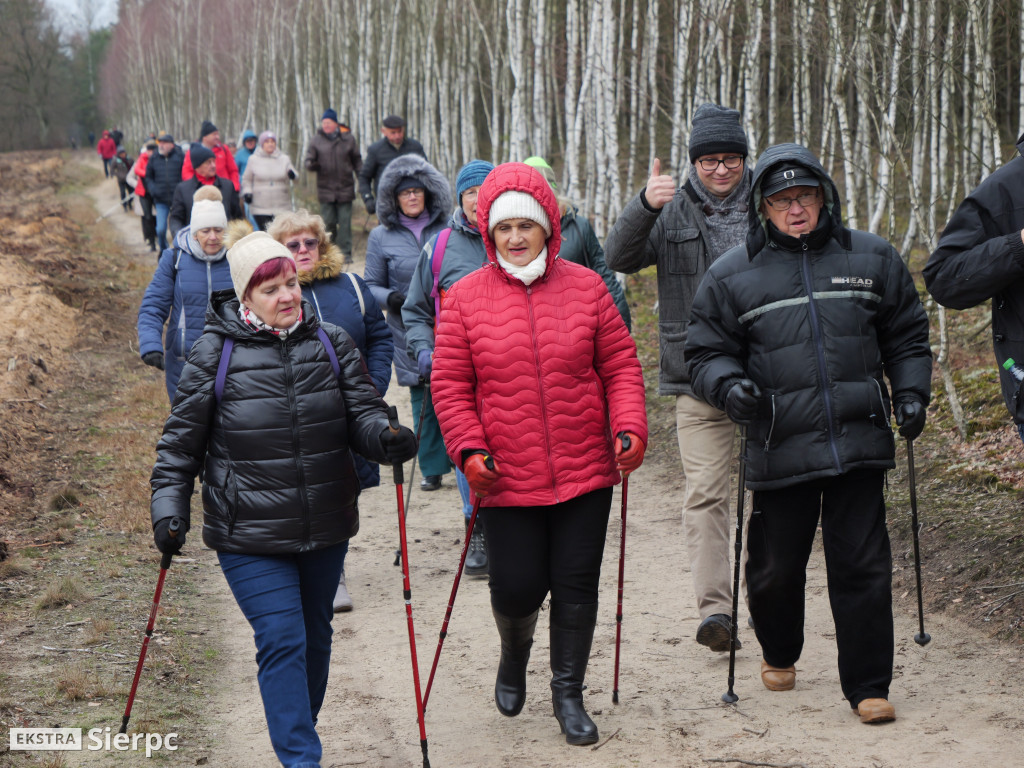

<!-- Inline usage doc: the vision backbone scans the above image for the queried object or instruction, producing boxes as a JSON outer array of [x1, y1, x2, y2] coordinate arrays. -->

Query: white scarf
[[496, 246, 548, 286], [238, 305, 304, 338]]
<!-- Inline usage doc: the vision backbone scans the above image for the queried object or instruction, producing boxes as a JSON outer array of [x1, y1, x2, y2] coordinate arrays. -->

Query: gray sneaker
[[333, 571, 353, 613]]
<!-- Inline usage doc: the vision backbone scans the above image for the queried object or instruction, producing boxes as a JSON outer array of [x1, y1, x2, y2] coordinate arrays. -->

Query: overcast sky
[[45, 0, 119, 34]]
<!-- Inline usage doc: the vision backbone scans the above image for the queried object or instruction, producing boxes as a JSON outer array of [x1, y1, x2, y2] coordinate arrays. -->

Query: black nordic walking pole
[[422, 456, 495, 711], [395, 382, 429, 566], [906, 437, 931, 646], [722, 426, 748, 704], [612, 436, 631, 705], [388, 406, 432, 768], [120, 518, 180, 733]]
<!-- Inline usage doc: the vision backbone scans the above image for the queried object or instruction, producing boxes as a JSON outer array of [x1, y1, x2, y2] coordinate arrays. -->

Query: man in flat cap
[[358, 115, 426, 215]]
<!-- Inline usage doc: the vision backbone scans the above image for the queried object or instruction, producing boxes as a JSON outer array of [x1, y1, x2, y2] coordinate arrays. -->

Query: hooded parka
[[363, 155, 451, 386], [684, 144, 932, 490], [430, 163, 648, 508], [150, 290, 393, 554]]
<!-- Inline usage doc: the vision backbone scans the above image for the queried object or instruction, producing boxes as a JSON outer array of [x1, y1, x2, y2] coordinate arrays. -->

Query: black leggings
[[482, 487, 612, 618]]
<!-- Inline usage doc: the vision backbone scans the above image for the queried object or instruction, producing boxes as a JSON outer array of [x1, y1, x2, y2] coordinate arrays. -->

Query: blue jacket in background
[[137, 226, 234, 401], [144, 145, 186, 206], [235, 130, 258, 179]]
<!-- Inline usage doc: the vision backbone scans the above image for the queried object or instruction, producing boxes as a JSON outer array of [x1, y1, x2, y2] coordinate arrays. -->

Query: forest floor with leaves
[[0, 150, 1022, 768]]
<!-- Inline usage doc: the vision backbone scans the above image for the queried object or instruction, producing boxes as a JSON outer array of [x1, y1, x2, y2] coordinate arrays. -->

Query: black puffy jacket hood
[[747, 143, 853, 256]]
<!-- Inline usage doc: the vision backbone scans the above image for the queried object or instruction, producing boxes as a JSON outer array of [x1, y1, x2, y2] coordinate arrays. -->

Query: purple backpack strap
[[430, 228, 452, 318], [317, 326, 341, 378], [216, 330, 339, 406], [214, 337, 234, 404]]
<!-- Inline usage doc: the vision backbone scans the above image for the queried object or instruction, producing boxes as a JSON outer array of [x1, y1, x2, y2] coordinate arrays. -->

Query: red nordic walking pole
[[422, 455, 495, 711], [395, 383, 430, 567], [612, 436, 630, 704], [120, 518, 180, 733], [388, 406, 431, 768]]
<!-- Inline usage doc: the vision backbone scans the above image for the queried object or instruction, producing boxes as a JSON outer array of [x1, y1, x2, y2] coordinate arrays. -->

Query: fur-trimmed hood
[[376, 155, 451, 230], [223, 218, 255, 251], [222, 218, 346, 285], [298, 243, 346, 285]]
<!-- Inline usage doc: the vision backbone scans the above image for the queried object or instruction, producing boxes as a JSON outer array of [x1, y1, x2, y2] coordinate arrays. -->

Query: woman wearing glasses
[[364, 155, 453, 492]]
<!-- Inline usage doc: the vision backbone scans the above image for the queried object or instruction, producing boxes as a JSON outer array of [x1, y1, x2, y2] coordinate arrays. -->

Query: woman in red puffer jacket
[[431, 162, 647, 747]]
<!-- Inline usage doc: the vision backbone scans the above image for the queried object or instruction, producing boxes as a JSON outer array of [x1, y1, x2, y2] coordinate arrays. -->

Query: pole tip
[[914, 632, 931, 646], [721, 691, 738, 704], [612, 691, 619, 704]]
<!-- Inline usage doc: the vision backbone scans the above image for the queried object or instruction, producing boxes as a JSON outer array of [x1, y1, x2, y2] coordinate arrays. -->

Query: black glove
[[380, 425, 418, 464], [153, 517, 186, 555], [287, 169, 297, 180], [387, 292, 406, 314], [363, 193, 376, 215], [243, 193, 253, 204], [724, 379, 761, 425], [895, 399, 926, 440], [142, 351, 165, 370]]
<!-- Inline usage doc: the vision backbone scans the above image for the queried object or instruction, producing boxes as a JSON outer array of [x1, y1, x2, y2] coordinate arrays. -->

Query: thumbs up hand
[[644, 157, 676, 210]]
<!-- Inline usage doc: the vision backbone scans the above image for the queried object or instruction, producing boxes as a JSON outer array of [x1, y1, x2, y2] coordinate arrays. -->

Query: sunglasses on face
[[285, 238, 319, 253]]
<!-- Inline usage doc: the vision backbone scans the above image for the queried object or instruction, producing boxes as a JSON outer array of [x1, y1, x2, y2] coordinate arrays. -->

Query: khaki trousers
[[675, 393, 742, 619]]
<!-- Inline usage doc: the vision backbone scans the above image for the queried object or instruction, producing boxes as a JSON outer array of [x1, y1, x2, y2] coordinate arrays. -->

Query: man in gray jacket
[[604, 103, 752, 653], [305, 108, 363, 261]]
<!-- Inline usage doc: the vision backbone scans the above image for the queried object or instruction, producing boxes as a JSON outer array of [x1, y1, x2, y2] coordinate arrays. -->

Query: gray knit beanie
[[688, 104, 748, 162]]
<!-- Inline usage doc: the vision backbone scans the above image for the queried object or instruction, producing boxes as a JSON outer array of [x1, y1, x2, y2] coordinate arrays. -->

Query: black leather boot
[[492, 608, 538, 716], [549, 601, 599, 745], [464, 517, 488, 576]]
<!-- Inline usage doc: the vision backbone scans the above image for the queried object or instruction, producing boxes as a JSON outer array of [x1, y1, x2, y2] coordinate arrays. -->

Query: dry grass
[[0, 555, 32, 579], [35, 575, 87, 610], [83, 617, 113, 646]]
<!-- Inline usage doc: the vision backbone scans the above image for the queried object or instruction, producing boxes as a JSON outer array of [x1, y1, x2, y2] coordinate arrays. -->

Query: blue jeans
[[154, 202, 170, 251], [218, 542, 347, 768], [456, 467, 472, 520]]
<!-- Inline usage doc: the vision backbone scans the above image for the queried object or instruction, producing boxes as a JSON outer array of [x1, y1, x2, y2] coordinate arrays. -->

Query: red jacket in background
[[182, 143, 240, 191], [97, 135, 117, 160], [130, 152, 151, 197], [431, 162, 648, 508]]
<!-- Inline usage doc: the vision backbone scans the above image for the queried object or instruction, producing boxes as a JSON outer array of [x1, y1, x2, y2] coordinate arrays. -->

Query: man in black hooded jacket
[[924, 133, 1024, 445], [685, 143, 932, 724]]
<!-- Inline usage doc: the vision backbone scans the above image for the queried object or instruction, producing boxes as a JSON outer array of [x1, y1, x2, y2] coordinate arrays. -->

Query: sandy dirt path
[[88, 175, 1024, 768]]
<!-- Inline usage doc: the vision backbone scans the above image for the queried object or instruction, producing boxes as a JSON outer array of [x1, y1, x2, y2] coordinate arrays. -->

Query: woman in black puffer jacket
[[149, 231, 417, 768]]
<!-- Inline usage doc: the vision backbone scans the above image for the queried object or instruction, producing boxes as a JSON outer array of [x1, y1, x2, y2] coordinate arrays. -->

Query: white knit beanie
[[227, 231, 295, 303], [487, 190, 552, 236], [190, 199, 228, 233], [190, 185, 227, 232]]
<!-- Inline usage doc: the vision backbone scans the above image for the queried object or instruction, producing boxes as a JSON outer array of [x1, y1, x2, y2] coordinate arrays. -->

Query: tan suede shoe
[[856, 698, 895, 723], [760, 660, 796, 691]]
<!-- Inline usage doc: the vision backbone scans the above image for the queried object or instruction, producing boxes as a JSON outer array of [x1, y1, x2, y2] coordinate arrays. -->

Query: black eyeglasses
[[284, 237, 319, 253], [764, 192, 820, 211], [697, 155, 744, 172]]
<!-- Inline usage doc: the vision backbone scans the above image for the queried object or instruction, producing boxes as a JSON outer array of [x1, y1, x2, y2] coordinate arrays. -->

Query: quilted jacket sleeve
[[685, 269, 748, 411], [591, 282, 647, 443], [402, 239, 438, 360], [322, 324, 393, 463], [431, 288, 487, 467], [137, 251, 176, 358], [150, 331, 222, 530]]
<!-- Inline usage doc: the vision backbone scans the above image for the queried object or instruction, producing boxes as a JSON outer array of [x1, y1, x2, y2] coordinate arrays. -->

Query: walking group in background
[[121, 96, 1024, 767]]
